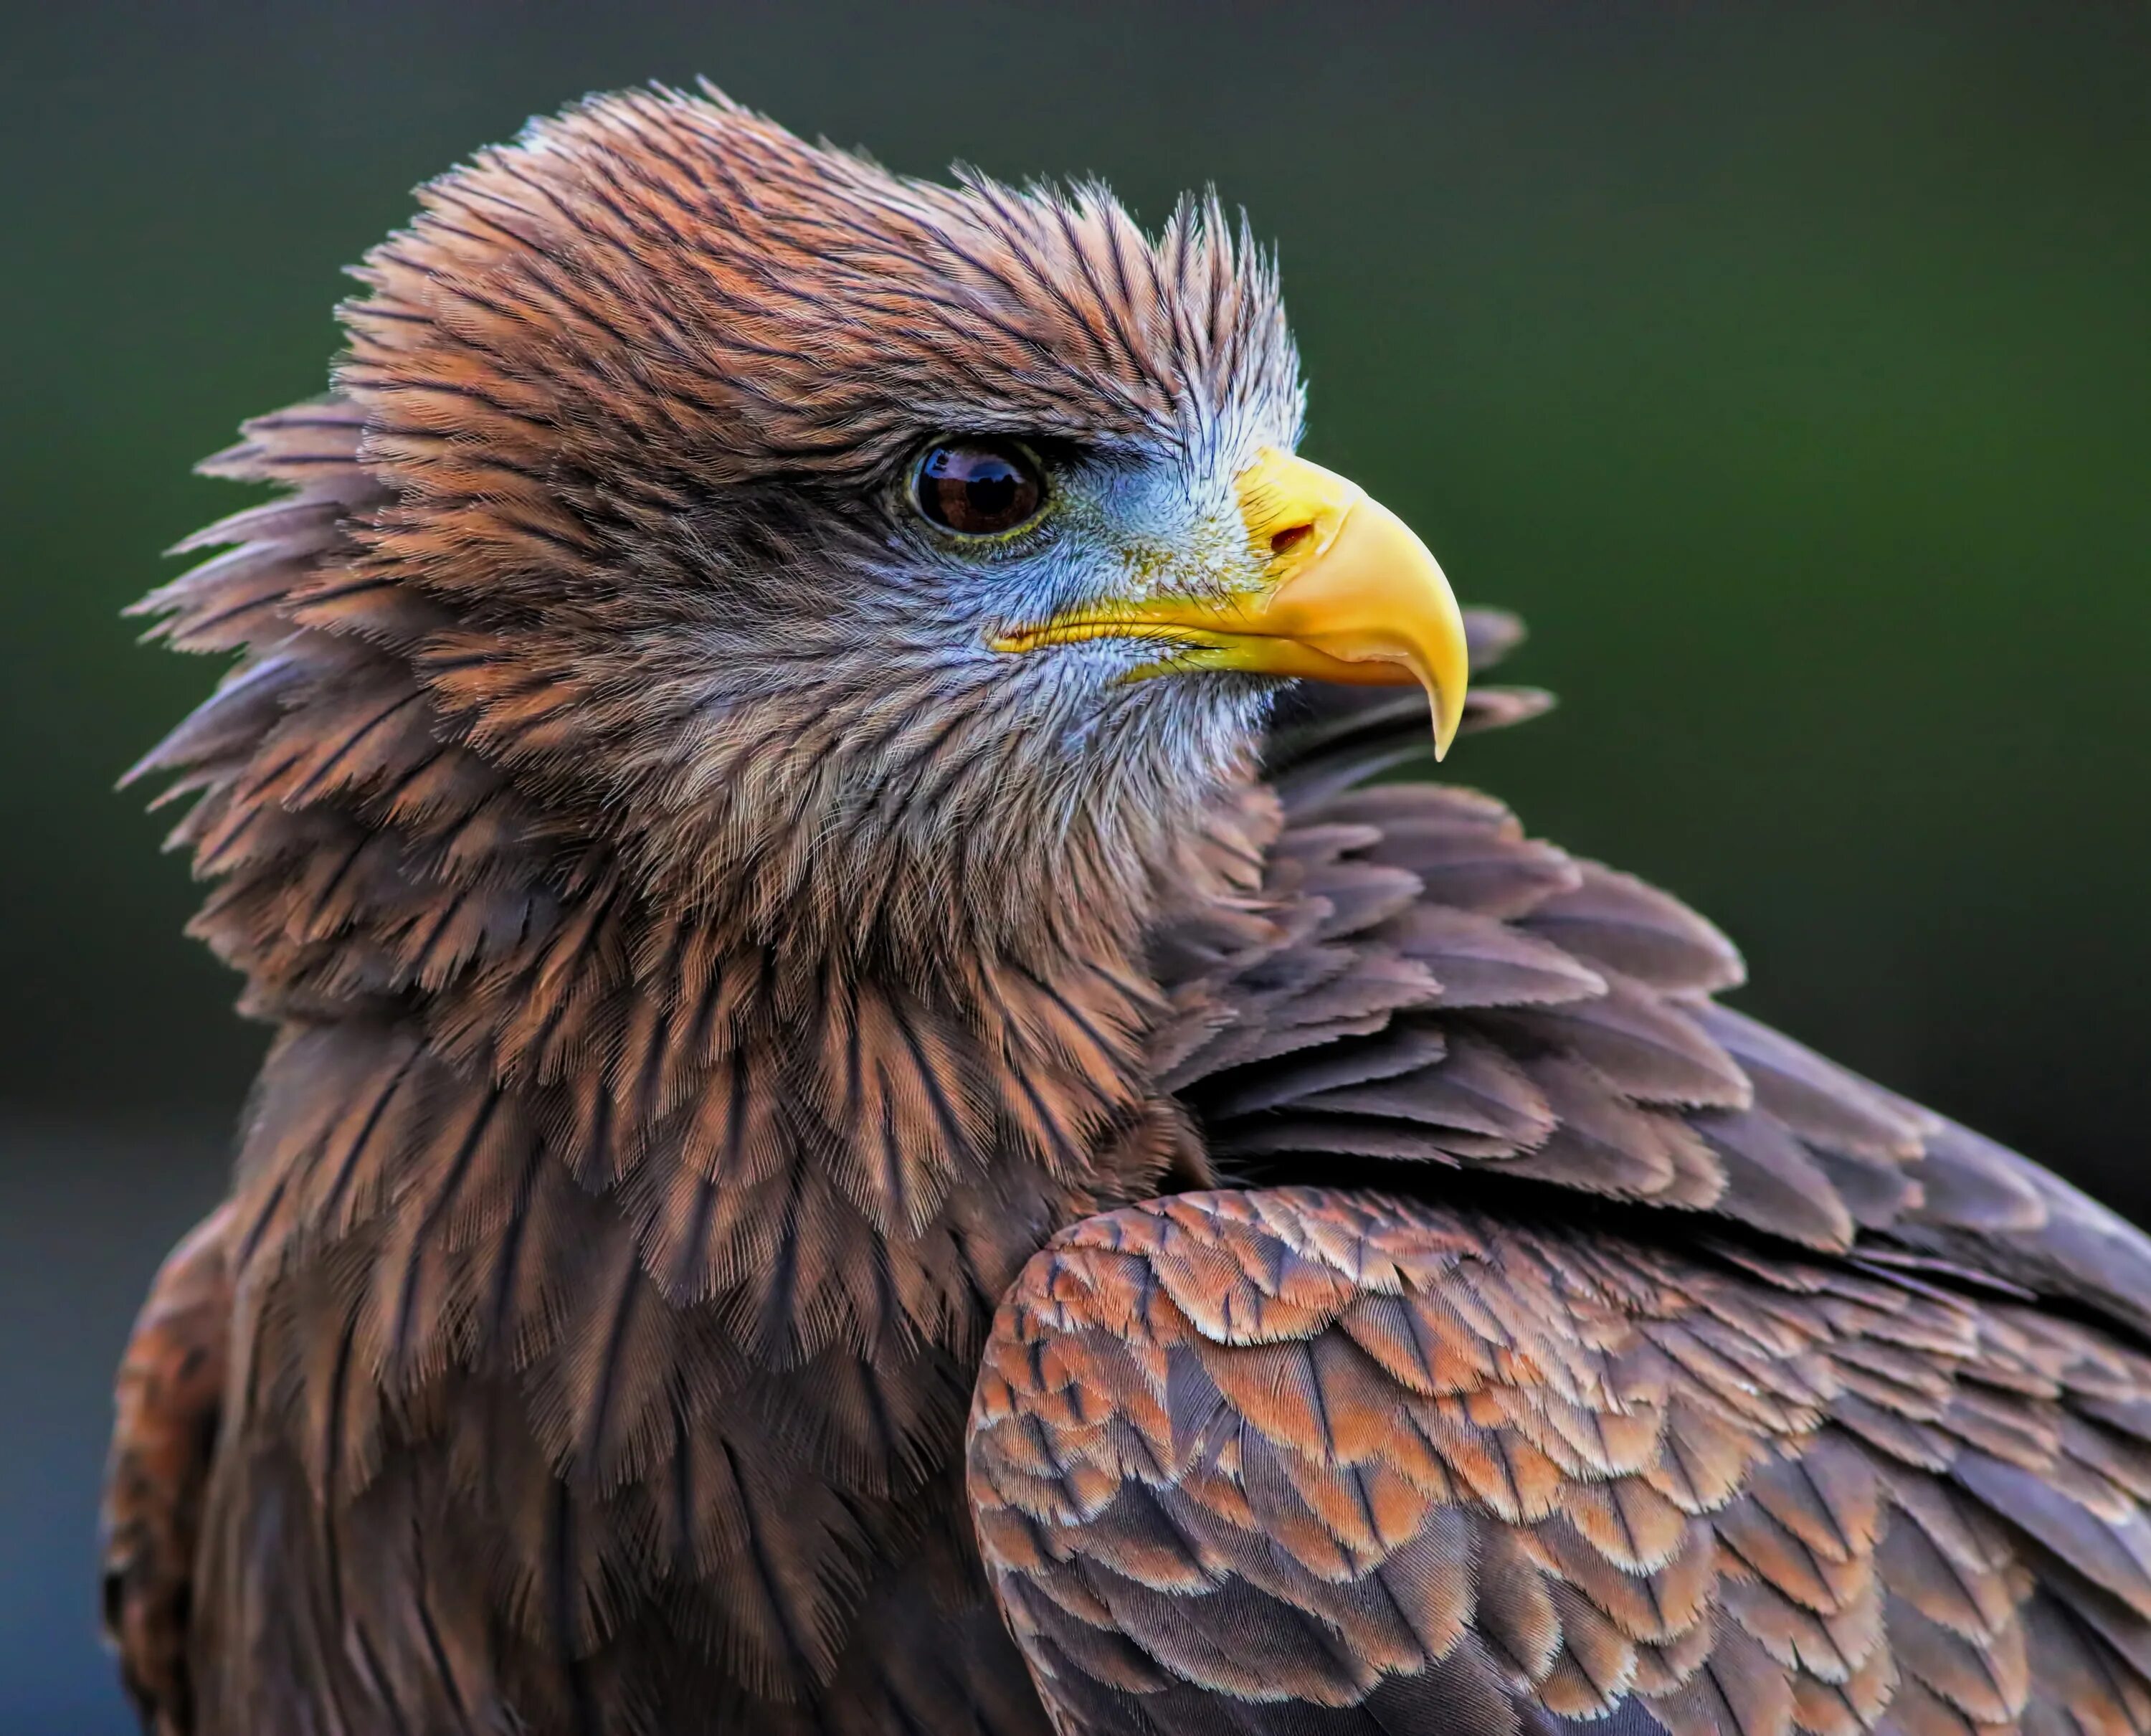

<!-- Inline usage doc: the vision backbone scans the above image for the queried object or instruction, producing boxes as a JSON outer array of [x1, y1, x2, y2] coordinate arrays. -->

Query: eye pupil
[[914, 440, 1045, 535], [966, 468, 1016, 518]]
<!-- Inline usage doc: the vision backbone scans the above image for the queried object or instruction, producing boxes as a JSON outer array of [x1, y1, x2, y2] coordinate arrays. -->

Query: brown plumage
[[103, 82, 2151, 1736]]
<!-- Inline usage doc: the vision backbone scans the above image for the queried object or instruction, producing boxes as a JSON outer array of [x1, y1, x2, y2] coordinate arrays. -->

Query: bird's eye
[[911, 440, 1046, 536]]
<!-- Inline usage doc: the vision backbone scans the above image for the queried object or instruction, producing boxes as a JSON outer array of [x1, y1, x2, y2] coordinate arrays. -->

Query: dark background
[[4, 2, 2147, 1726]]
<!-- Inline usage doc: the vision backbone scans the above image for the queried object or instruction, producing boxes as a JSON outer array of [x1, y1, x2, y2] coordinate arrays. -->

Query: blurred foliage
[[3, 0, 2147, 1202]]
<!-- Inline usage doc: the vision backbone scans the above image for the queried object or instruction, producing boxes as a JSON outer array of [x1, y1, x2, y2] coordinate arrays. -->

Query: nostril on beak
[[1269, 523, 1315, 559]]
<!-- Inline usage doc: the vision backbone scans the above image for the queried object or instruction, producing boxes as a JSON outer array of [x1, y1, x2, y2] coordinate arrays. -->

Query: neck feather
[[141, 398, 1272, 1365]]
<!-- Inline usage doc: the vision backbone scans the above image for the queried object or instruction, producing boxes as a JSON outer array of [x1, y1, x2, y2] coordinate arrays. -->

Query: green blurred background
[[4, 3, 2147, 1727]]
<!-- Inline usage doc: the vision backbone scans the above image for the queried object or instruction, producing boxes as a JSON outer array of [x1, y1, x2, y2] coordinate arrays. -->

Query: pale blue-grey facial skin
[[865, 390, 1309, 774], [607, 379, 1309, 944]]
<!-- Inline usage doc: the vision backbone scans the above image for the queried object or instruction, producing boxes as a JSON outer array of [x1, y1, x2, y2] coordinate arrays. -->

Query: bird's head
[[336, 87, 1467, 963]]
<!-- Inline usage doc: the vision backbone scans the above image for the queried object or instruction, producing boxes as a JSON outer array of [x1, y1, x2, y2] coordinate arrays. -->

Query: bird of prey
[[103, 84, 2151, 1736]]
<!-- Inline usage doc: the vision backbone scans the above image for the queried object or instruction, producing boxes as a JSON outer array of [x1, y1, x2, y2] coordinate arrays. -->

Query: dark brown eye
[[912, 440, 1046, 536]]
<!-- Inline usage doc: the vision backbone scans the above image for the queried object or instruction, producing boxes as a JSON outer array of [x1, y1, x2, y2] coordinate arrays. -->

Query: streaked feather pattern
[[100, 81, 2151, 1736]]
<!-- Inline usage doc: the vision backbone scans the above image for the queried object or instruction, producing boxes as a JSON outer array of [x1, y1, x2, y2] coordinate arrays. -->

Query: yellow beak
[[991, 448, 1470, 759]]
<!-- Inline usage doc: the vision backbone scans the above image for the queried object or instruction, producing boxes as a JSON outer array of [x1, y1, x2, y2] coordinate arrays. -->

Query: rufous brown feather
[[105, 82, 2151, 1736]]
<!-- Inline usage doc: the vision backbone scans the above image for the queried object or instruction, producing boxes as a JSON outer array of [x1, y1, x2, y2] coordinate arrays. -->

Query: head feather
[[135, 82, 1301, 1053]]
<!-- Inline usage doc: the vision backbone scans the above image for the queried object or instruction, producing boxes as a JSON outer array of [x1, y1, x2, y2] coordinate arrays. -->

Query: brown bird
[[102, 83, 2151, 1736]]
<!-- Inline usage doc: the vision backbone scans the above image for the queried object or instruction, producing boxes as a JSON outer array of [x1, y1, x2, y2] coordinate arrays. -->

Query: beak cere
[[992, 448, 1471, 759]]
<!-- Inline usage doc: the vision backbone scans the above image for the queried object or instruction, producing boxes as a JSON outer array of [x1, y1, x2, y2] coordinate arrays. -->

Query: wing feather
[[1159, 684, 2151, 1324], [969, 1190, 2151, 1735]]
